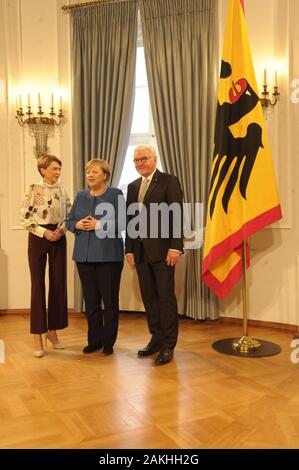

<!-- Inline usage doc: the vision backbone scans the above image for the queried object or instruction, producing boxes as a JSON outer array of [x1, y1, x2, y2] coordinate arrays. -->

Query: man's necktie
[[138, 178, 150, 203]]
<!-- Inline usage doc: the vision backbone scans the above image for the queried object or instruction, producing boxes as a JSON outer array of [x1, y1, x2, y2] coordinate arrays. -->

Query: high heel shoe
[[33, 350, 45, 358], [45, 332, 65, 349], [33, 334, 45, 358]]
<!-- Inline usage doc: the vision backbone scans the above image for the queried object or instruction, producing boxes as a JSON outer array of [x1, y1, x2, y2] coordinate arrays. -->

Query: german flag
[[202, 0, 282, 299]]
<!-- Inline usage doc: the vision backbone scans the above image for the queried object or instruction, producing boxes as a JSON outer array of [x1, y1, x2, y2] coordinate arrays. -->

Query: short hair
[[37, 154, 62, 176], [133, 145, 157, 158], [85, 158, 111, 183]]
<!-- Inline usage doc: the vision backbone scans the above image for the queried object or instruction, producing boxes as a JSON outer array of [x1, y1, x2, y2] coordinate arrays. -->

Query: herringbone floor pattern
[[0, 313, 298, 449]]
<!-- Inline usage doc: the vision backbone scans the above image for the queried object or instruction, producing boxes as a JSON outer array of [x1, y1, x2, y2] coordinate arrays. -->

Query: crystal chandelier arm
[[15, 94, 64, 157]]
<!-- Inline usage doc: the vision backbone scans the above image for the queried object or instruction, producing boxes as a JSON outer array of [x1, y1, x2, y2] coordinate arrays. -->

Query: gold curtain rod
[[61, 0, 131, 11]]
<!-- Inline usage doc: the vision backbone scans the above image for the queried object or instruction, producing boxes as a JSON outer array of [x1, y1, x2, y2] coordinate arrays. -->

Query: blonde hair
[[133, 145, 157, 158], [37, 154, 62, 176], [85, 159, 111, 183]]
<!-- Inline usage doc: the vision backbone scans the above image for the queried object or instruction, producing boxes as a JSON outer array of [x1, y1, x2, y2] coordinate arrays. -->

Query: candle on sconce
[[274, 70, 278, 88], [59, 96, 62, 110], [263, 68, 267, 86], [16, 90, 64, 141]]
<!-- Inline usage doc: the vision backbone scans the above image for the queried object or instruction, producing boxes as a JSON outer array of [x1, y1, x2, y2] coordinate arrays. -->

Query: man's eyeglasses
[[133, 156, 155, 164]]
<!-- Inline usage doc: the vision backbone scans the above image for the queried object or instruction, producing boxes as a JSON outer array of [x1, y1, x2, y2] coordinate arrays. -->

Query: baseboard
[[0, 309, 30, 315], [0, 309, 145, 316], [0, 308, 78, 315], [219, 316, 299, 334], [1, 309, 298, 335]]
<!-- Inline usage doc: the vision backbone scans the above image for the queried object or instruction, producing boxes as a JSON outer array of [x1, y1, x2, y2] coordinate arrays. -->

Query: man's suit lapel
[[143, 169, 160, 204], [132, 178, 142, 202]]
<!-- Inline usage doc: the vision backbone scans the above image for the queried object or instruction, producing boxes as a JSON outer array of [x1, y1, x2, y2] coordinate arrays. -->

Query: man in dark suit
[[125, 145, 183, 365]]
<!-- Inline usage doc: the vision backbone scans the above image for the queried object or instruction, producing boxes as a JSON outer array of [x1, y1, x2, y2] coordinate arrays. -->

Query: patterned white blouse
[[21, 181, 71, 238]]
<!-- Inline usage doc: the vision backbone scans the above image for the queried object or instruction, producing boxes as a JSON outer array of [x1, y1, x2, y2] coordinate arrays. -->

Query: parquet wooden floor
[[0, 312, 298, 449]]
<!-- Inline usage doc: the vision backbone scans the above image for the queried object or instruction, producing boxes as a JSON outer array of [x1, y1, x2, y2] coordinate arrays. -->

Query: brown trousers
[[28, 225, 68, 334]]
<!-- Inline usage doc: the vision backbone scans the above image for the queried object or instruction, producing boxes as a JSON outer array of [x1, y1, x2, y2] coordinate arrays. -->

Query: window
[[118, 43, 162, 195]]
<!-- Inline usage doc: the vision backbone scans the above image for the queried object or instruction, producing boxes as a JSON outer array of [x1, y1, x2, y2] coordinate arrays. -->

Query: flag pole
[[212, 239, 281, 357], [232, 241, 261, 353], [242, 239, 248, 336]]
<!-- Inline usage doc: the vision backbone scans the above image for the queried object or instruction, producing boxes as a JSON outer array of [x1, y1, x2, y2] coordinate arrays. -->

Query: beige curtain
[[69, 0, 138, 311], [139, 0, 219, 319]]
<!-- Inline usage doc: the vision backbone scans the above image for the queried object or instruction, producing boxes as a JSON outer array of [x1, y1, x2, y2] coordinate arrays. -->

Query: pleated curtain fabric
[[69, 0, 138, 311], [139, 0, 219, 319], [70, 0, 137, 188]]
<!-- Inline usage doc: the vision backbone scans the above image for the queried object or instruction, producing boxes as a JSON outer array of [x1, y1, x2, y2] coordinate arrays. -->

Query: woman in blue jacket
[[66, 159, 125, 355]]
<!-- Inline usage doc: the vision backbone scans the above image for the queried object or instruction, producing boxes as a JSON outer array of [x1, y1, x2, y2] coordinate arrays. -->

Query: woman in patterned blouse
[[21, 155, 71, 358]]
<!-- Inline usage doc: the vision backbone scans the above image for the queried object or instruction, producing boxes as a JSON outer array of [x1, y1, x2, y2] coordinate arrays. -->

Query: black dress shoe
[[138, 343, 160, 357], [82, 344, 101, 354], [101, 347, 113, 356], [155, 348, 173, 366]]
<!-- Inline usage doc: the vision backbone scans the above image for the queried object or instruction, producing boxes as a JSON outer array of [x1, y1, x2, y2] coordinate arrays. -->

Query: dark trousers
[[76, 262, 123, 349], [135, 248, 179, 350], [28, 227, 68, 334]]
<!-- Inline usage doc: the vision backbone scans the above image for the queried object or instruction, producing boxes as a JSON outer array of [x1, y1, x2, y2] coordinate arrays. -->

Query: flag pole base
[[232, 335, 261, 353], [212, 338, 281, 357]]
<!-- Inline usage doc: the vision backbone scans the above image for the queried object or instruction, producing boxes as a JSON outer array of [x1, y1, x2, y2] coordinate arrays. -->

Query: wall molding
[[1, 309, 298, 335], [218, 316, 299, 334], [0, 308, 77, 315]]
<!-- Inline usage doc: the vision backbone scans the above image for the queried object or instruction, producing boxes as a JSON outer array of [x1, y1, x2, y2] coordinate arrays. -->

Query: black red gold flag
[[202, 0, 282, 298]]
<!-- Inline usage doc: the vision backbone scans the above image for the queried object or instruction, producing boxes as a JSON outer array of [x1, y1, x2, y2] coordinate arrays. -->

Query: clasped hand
[[75, 215, 98, 231], [44, 227, 64, 242]]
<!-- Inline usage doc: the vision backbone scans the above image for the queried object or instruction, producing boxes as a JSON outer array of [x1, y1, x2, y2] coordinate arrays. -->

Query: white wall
[[0, 0, 298, 327], [0, 0, 74, 309]]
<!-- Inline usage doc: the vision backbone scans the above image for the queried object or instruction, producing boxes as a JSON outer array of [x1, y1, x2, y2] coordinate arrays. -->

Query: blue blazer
[[66, 187, 125, 263]]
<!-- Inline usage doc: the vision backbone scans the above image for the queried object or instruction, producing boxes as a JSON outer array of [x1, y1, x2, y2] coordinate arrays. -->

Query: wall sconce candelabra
[[260, 69, 280, 118], [16, 93, 64, 158]]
